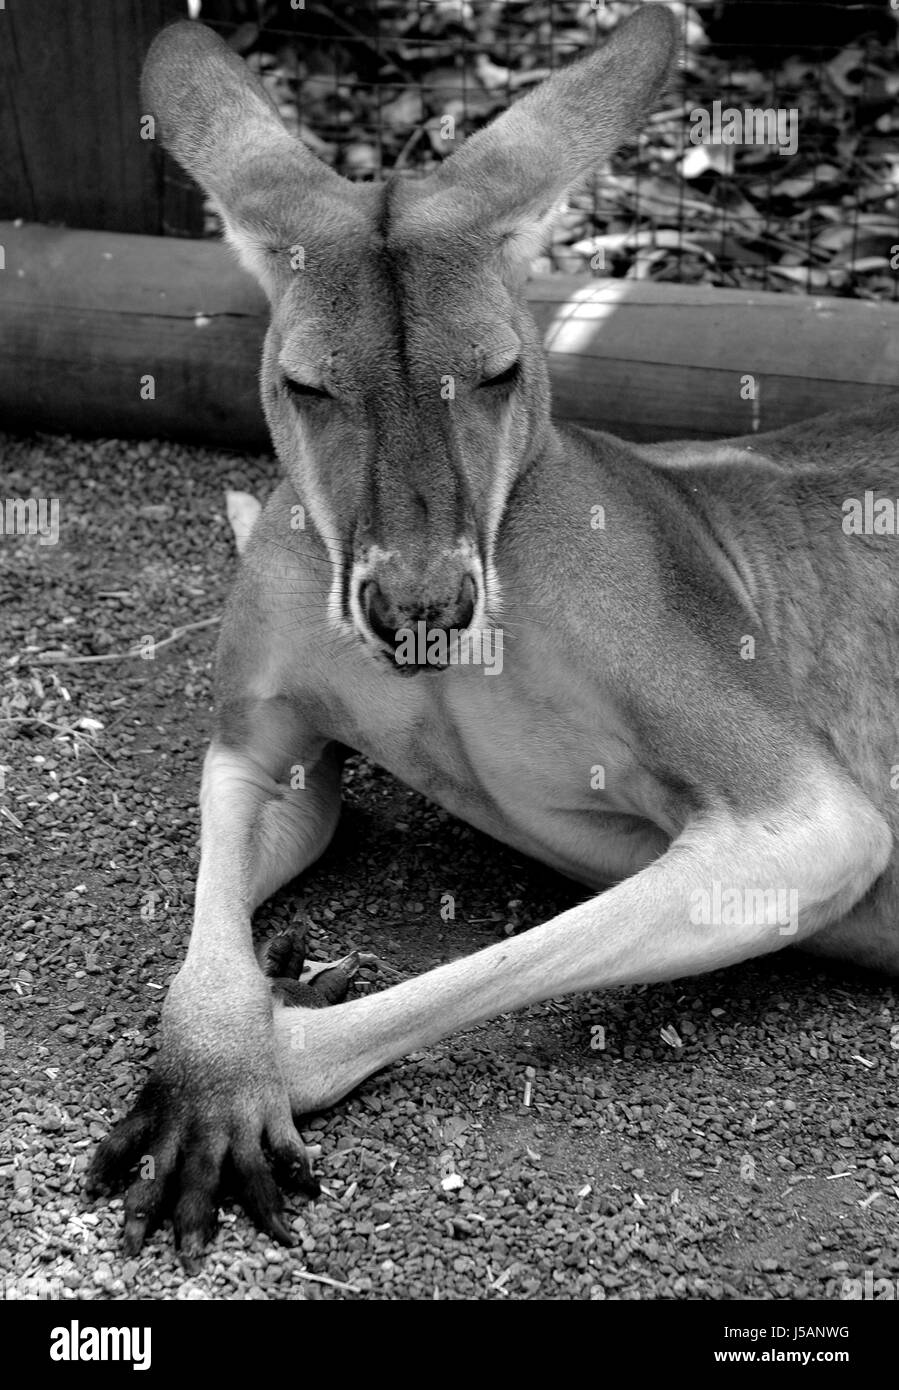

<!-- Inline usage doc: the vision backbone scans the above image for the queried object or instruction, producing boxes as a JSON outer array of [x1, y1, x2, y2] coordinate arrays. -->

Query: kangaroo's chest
[[324, 640, 677, 888]]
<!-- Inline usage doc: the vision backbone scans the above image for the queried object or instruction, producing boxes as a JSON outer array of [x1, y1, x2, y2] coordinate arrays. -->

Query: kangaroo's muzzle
[[352, 549, 480, 666]]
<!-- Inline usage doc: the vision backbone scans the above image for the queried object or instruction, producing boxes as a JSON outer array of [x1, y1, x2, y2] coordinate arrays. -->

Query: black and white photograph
[[2, 0, 899, 1337]]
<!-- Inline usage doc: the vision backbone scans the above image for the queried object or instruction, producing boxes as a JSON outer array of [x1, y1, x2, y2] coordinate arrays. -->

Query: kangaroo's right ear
[[142, 22, 361, 294]]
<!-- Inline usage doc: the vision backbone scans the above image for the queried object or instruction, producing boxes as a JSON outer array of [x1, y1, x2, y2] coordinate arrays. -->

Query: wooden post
[[0, 223, 896, 448], [0, 0, 196, 235]]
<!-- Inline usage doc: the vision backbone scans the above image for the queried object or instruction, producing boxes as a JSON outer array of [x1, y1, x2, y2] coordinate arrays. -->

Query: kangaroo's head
[[142, 8, 675, 666]]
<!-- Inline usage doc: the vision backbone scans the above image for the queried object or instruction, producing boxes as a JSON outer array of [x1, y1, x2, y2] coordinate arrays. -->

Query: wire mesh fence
[[165, 1, 899, 300]]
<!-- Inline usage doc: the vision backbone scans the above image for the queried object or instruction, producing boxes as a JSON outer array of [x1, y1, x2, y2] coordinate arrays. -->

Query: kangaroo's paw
[[259, 921, 365, 1008]]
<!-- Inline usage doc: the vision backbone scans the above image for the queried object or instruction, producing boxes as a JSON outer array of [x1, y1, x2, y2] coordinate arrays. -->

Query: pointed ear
[[410, 5, 678, 279], [141, 22, 359, 294]]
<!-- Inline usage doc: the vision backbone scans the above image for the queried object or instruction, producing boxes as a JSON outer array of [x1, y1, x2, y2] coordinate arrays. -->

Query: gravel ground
[[2, 428, 898, 1302]]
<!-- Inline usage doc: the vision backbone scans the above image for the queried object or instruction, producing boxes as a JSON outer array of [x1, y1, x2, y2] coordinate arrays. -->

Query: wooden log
[[527, 277, 899, 439], [0, 221, 897, 450], [0, 223, 266, 450]]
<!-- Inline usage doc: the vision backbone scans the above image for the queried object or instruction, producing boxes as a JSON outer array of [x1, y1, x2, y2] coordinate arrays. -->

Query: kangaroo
[[88, 7, 899, 1261]]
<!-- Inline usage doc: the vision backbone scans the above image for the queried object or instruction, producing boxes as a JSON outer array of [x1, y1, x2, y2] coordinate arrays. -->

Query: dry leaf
[[225, 491, 262, 556]]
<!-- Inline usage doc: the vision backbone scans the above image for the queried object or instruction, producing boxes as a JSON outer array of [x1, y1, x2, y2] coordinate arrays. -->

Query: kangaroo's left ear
[[407, 5, 678, 281]]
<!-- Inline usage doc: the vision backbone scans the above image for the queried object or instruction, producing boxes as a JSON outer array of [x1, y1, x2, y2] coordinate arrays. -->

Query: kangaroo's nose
[[361, 575, 477, 649], [363, 582, 399, 647], [451, 575, 476, 631]]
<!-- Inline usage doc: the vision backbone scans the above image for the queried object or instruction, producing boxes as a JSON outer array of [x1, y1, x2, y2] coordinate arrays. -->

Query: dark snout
[[362, 571, 476, 644], [355, 553, 479, 669]]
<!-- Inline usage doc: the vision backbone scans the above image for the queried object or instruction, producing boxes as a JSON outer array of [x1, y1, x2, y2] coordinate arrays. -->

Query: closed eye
[[283, 376, 333, 402], [478, 360, 520, 390]]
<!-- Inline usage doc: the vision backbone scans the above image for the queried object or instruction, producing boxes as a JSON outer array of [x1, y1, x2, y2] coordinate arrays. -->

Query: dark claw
[[123, 1217, 150, 1259], [231, 1145, 296, 1245], [258, 915, 314, 979], [296, 1170, 321, 1200], [269, 957, 357, 1008], [269, 977, 318, 1007], [305, 952, 361, 1004], [121, 1201, 155, 1258], [267, 1211, 296, 1247], [261, 921, 363, 1008], [270, 1143, 322, 1199], [173, 1138, 228, 1257], [175, 1210, 220, 1272], [119, 1152, 175, 1255], [85, 1082, 162, 1196]]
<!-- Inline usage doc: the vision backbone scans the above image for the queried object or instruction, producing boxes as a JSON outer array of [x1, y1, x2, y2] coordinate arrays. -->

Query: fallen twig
[[0, 716, 116, 770], [293, 1269, 363, 1294], [29, 615, 221, 666]]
